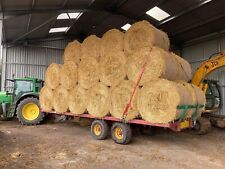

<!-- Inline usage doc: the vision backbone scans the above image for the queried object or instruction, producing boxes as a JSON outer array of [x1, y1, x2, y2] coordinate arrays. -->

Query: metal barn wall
[[1, 39, 68, 91], [182, 35, 225, 115]]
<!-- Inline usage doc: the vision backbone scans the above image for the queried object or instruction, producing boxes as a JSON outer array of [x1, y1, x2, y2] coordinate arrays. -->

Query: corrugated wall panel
[[182, 35, 225, 115], [2, 39, 69, 91]]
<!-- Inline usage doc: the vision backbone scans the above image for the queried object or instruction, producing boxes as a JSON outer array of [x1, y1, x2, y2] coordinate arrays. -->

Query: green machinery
[[0, 77, 45, 125]]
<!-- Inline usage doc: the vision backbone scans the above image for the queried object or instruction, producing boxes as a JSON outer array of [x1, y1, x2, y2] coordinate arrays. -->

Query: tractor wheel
[[16, 97, 45, 125], [91, 120, 109, 140], [111, 122, 132, 145]]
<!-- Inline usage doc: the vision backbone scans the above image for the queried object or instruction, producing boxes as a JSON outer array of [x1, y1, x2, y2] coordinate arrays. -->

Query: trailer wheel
[[111, 122, 132, 145], [91, 120, 109, 140]]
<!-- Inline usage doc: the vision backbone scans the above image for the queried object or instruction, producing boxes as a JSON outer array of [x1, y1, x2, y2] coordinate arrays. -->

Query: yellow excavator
[[192, 51, 225, 133]]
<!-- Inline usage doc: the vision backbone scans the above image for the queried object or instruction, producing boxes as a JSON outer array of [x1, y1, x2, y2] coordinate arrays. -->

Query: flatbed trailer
[[43, 110, 194, 144], [41, 56, 203, 144]]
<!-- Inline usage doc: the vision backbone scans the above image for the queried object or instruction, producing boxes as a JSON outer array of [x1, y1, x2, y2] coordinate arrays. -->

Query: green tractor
[[0, 77, 45, 125]]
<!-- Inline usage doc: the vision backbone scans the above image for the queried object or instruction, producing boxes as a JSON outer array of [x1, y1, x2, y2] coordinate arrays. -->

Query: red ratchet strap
[[122, 56, 149, 120]]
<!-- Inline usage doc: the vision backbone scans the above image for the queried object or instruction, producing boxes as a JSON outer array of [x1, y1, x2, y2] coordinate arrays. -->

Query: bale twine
[[52, 85, 69, 113], [127, 47, 191, 85], [78, 57, 99, 89], [60, 61, 78, 90], [39, 86, 54, 112], [68, 85, 88, 114], [137, 79, 194, 123], [87, 83, 110, 117], [100, 51, 127, 87], [45, 63, 62, 89], [171, 53, 192, 82], [81, 35, 102, 61], [101, 29, 124, 55], [63, 40, 81, 65], [124, 20, 169, 54], [110, 80, 139, 121]]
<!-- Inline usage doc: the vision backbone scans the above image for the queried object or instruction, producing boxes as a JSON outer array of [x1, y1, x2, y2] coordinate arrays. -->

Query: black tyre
[[91, 120, 109, 140], [111, 122, 132, 145], [16, 97, 45, 125]]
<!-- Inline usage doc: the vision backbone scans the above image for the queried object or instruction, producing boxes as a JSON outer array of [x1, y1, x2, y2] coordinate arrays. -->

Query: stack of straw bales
[[40, 20, 205, 123]]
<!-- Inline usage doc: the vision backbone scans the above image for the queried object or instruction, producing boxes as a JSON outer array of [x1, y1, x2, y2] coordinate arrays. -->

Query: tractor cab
[[13, 77, 43, 100], [0, 77, 45, 125]]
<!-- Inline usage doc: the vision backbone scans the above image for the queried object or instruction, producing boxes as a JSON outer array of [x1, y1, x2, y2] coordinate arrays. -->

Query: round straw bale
[[45, 63, 62, 89], [124, 20, 169, 54], [110, 80, 139, 121], [52, 85, 69, 113], [87, 83, 110, 117], [127, 47, 191, 85], [60, 61, 78, 90], [78, 57, 99, 89], [81, 35, 102, 61], [100, 51, 127, 86], [138, 79, 194, 123], [126, 47, 152, 85], [171, 53, 192, 82], [68, 85, 88, 114], [39, 86, 54, 112], [63, 40, 81, 65], [177, 81, 206, 118], [101, 29, 124, 55]]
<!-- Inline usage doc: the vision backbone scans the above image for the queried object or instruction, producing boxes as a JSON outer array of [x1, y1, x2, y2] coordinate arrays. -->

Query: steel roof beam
[[157, 0, 213, 27]]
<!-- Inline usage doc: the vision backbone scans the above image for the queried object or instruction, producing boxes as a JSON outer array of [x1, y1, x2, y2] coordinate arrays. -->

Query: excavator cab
[[204, 79, 221, 112]]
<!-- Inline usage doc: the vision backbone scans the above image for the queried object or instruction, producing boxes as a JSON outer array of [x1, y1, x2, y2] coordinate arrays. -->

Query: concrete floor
[[0, 119, 225, 169]]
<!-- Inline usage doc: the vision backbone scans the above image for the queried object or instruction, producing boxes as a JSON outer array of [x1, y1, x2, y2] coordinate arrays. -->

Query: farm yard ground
[[1, 119, 225, 169]]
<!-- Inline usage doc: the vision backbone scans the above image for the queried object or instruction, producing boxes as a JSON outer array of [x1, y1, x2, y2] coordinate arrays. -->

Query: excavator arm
[[192, 51, 225, 93]]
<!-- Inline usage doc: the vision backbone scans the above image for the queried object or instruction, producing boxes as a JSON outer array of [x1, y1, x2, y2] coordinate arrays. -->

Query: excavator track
[[193, 117, 211, 135]]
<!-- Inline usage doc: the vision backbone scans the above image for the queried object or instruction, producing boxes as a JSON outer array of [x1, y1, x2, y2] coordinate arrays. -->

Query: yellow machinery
[[192, 51, 225, 130], [192, 51, 225, 112]]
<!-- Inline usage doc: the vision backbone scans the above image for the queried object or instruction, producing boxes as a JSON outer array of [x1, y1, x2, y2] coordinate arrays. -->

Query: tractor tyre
[[16, 97, 45, 125]]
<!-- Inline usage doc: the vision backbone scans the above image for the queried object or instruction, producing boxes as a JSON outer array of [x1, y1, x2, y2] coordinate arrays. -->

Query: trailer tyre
[[111, 122, 132, 145], [91, 120, 109, 140], [17, 97, 45, 125]]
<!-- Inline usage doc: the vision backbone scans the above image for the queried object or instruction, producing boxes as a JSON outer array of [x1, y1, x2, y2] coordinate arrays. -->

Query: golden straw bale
[[99, 51, 127, 86], [63, 40, 81, 65], [87, 83, 110, 117], [81, 35, 102, 61], [52, 85, 69, 113], [45, 63, 62, 89], [110, 80, 139, 121], [137, 79, 194, 123], [127, 47, 192, 85], [39, 86, 54, 112], [78, 57, 99, 89], [60, 61, 78, 90], [171, 53, 192, 82], [68, 85, 88, 114], [177, 81, 206, 118], [126, 47, 153, 85], [124, 20, 169, 54], [101, 29, 124, 55]]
